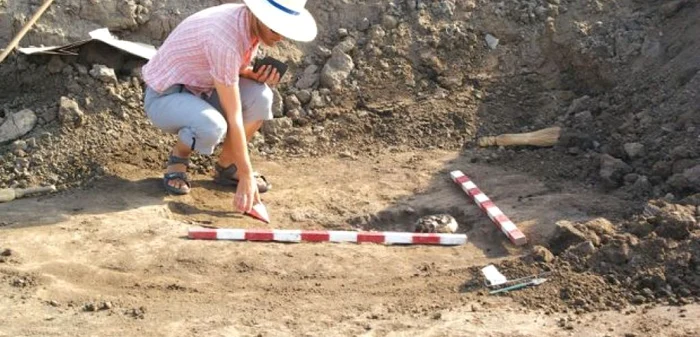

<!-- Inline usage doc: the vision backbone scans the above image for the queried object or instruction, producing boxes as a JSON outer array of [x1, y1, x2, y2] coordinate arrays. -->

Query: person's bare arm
[[214, 79, 258, 212]]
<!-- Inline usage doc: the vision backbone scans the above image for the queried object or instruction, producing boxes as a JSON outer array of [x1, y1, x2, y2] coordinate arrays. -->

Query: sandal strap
[[215, 163, 261, 177], [164, 171, 191, 187], [168, 153, 190, 166], [215, 162, 237, 176]]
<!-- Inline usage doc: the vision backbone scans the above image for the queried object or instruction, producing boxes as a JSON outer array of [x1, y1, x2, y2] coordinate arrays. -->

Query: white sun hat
[[242, 0, 318, 42]]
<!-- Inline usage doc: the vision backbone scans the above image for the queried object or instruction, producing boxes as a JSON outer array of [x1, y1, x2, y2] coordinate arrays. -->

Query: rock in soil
[[414, 214, 458, 233], [548, 221, 589, 254], [0, 109, 37, 143]]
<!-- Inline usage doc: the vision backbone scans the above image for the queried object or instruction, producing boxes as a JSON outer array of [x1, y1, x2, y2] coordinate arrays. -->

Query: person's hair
[[246, 7, 266, 40]]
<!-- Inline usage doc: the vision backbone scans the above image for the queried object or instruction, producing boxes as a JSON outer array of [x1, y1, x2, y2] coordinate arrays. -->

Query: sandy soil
[[2, 150, 697, 336], [1, 0, 700, 336]]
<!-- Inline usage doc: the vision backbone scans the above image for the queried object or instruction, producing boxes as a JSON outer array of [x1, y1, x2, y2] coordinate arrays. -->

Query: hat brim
[[242, 0, 318, 42]]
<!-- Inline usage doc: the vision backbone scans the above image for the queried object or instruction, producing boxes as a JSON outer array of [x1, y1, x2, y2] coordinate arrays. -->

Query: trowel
[[489, 278, 548, 295], [244, 202, 270, 224], [0, 185, 56, 203]]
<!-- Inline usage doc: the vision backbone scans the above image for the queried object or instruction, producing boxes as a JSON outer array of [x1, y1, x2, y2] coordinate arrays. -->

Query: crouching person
[[141, 1, 317, 213]]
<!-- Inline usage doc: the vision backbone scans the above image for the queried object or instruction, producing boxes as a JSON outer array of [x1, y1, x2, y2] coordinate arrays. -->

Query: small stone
[[286, 109, 303, 119], [437, 73, 463, 89], [382, 15, 399, 30], [600, 242, 630, 265], [678, 288, 691, 297], [0, 109, 37, 143], [295, 65, 320, 89], [464, 0, 477, 10], [624, 173, 639, 184], [83, 303, 97, 312], [532, 245, 555, 263], [13, 149, 26, 157], [75, 64, 88, 75], [58, 97, 86, 127], [295, 90, 312, 104], [11, 140, 28, 151], [308, 91, 325, 109], [584, 218, 615, 236], [261, 117, 293, 136], [100, 301, 114, 310], [485, 34, 499, 49], [358, 17, 371, 31], [47, 56, 65, 74], [624, 143, 645, 159], [569, 241, 596, 256], [48, 300, 60, 307], [89, 64, 117, 83], [368, 25, 386, 42], [316, 46, 332, 58], [567, 96, 591, 115], [575, 110, 593, 122], [431, 312, 442, 320], [414, 214, 458, 233], [549, 221, 589, 254], [337, 28, 348, 37], [1, 249, 12, 257], [599, 154, 633, 188], [272, 89, 284, 118], [333, 37, 357, 54], [284, 135, 301, 145], [653, 208, 696, 240], [630, 296, 645, 305], [681, 164, 700, 190], [339, 151, 355, 159], [320, 49, 355, 91], [284, 95, 302, 112]]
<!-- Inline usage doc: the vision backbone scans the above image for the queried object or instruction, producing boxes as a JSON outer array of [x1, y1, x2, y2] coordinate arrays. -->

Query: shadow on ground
[[0, 174, 166, 229]]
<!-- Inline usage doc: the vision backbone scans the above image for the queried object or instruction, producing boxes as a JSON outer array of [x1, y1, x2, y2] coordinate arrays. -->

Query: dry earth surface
[[1, 0, 699, 336]]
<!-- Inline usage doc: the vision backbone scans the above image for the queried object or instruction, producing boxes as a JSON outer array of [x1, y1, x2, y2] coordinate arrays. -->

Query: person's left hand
[[244, 65, 281, 86]]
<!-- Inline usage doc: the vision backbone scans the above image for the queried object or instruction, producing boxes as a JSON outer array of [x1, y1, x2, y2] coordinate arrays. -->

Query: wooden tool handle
[[0, 0, 55, 63], [14, 185, 56, 198], [478, 127, 562, 147], [0, 189, 16, 203]]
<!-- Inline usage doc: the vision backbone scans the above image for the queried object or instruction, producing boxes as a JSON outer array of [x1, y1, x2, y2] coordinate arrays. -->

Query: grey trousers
[[143, 78, 273, 155]]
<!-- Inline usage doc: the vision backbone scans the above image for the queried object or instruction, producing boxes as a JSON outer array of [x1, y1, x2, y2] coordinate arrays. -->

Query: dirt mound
[[463, 201, 700, 313]]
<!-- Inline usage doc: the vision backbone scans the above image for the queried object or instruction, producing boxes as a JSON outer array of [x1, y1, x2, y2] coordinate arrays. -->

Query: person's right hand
[[250, 65, 281, 86], [233, 174, 260, 213]]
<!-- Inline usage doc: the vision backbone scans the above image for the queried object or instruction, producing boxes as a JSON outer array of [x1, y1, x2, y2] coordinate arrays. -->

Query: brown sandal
[[213, 163, 271, 193]]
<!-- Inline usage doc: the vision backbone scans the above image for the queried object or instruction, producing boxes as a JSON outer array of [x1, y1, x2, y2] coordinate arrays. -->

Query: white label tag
[[481, 264, 508, 286]]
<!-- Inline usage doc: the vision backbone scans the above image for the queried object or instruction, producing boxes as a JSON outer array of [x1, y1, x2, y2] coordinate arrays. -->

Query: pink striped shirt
[[142, 4, 259, 97]]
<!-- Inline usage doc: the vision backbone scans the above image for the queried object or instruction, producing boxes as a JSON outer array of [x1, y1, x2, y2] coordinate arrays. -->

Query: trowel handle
[[489, 281, 533, 295], [478, 127, 562, 147], [14, 185, 57, 198], [0, 189, 16, 203]]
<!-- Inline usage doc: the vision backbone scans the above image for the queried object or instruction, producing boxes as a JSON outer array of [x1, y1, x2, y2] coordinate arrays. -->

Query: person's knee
[[249, 84, 274, 116], [195, 114, 227, 154], [202, 115, 227, 142]]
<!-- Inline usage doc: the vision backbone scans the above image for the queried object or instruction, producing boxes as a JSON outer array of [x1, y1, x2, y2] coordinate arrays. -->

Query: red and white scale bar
[[188, 228, 467, 246], [450, 170, 527, 246]]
